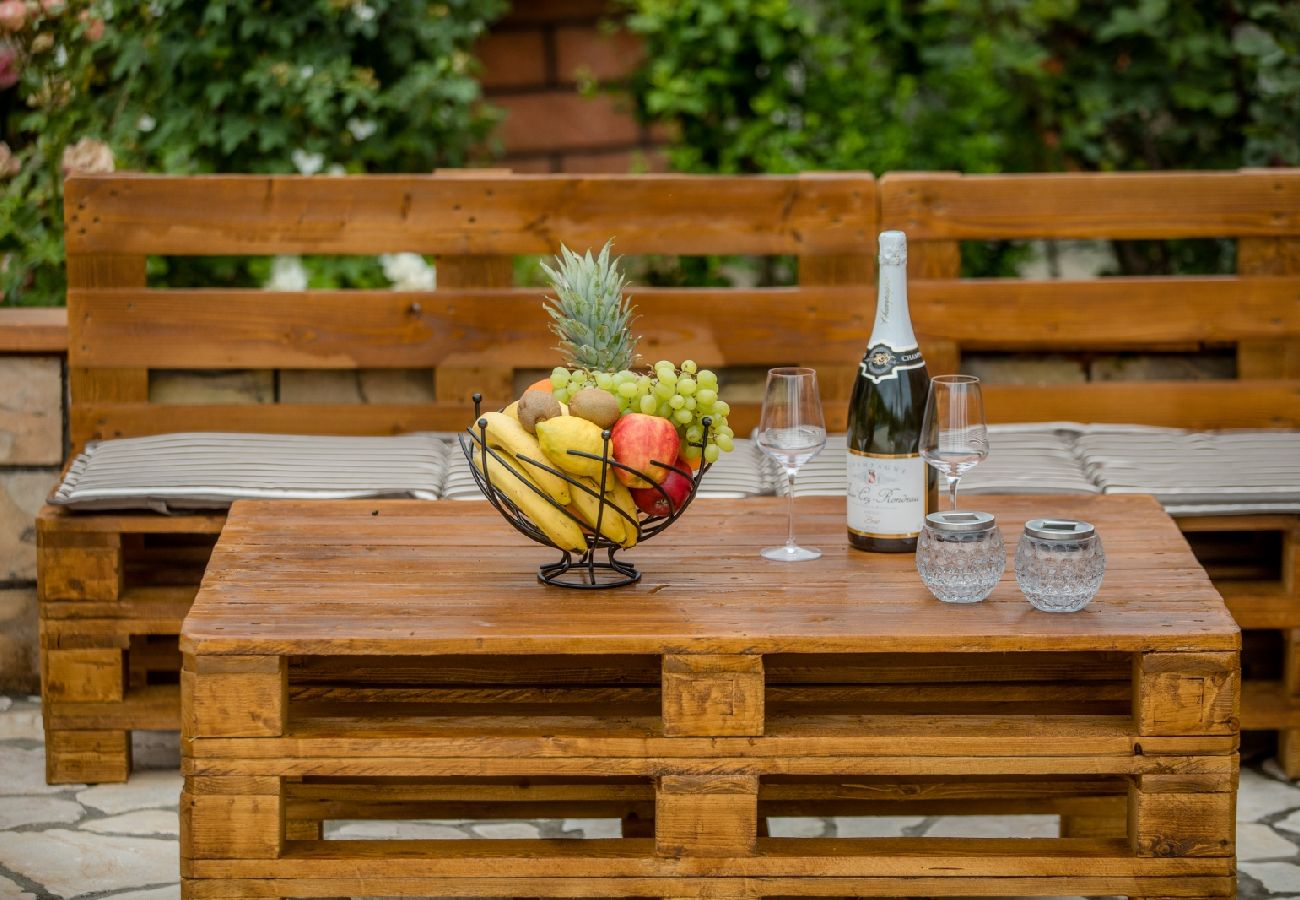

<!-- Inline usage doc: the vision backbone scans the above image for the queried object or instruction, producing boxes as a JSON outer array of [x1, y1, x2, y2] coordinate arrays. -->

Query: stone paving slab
[[0, 694, 1295, 898]]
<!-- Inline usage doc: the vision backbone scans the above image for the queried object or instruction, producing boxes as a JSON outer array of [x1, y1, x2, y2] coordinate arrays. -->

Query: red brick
[[501, 0, 611, 25], [476, 31, 548, 91], [494, 91, 640, 153], [555, 26, 644, 83], [559, 147, 669, 173]]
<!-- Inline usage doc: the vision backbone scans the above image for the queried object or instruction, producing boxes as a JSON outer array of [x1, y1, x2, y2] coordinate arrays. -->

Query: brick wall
[[0, 311, 66, 692], [477, 0, 666, 174]]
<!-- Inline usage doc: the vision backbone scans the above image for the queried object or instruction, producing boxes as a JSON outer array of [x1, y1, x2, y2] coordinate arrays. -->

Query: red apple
[[630, 460, 693, 517], [610, 413, 680, 488]]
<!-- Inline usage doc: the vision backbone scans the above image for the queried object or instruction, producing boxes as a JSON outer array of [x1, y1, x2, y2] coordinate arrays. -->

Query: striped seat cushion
[[768, 426, 1097, 498], [51, 433, 449, 512], [1073, 426, 1300, 516]]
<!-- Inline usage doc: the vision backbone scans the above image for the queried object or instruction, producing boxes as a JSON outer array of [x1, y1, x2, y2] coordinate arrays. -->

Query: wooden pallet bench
[[41, 169, 877, 782], [882, 168, 1300, 772], [181, 494, 1238, 900]]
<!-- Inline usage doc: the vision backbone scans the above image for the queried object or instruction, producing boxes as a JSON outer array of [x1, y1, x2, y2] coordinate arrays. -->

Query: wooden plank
[[797, 249, 874, 406], [908, 276, 1300, 346], [908, 239, 962, 374], [1240, 680, 1300, 730], [68, 286, 872, 370], [880, 169, 1300, 239], [981, 380, 1300, 429], [45, 729, 130, 784], [64, 173, 876, 256], [180, 837, 1234, 877], [655, 775, 758, 857], [0, 307, 68, 352], [182, 875, 1235, 899], [44, 683, 179, 731], [1217, 579, 1296, 629], [43, 647, 124, 702], [182, 655, 286, 738], [662, 655, 764, 737], [65, 252, 146, 451], [1129, 774, 1235, 858], [434, 247, 516, 406], [1237, 236, 1300, 378], [1134, 652, 1239, 737]]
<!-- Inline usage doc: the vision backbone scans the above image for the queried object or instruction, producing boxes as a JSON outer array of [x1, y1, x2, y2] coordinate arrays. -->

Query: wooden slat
[[68, 286, 871, 369], [909, 276, 1300, 346], [45, 729, 130, 784], [0, 307, 68, 352], [65, 253, 147, 451], [881, 169, 1300, 239], [64, 173, 876, 256], [1238, 236, 1300, 378], [981, 380, 1300, 429]]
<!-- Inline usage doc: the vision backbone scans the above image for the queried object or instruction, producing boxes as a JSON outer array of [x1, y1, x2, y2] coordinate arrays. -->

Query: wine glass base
[[762, 544, 822, 562]]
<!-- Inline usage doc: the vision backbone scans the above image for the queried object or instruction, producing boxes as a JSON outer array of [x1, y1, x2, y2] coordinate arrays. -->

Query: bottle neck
[[868, 261, 916, 349]]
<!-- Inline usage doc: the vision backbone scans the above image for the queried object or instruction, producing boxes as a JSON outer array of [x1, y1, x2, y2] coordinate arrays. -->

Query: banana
[[502, 401, 520, 422], [605, 478, 639, 548], [472, 445, 587, 552], [476, 411, 571, 505], [569, 475, 626, 545]]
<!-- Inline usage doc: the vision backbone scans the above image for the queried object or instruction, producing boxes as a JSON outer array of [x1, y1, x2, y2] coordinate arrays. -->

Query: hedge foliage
[[1, 0, 506, 305], [624, 0, 1300, 274]]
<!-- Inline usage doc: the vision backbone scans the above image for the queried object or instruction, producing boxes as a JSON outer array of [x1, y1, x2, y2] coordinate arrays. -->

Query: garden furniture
[[179, 493, 1237, 900]]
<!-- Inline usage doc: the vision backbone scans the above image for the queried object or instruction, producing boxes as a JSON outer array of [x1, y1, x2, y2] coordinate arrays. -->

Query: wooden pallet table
[[180, 494, 1239, 900]]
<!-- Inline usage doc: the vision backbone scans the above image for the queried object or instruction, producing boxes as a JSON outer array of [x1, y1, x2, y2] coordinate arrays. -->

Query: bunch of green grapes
[[548, 360, 736, 464]]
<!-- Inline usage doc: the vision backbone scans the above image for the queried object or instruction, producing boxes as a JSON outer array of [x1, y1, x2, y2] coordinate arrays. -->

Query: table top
[[180, 494, 1238, 657]]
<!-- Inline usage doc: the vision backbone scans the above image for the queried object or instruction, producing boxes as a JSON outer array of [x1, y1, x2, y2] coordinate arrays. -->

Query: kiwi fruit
[[568, 387, 620, 429], [517, 389, 562, 434]]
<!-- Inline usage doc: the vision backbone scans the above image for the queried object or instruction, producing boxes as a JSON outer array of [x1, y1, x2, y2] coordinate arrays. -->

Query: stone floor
[[2, 695, 1299, 899]]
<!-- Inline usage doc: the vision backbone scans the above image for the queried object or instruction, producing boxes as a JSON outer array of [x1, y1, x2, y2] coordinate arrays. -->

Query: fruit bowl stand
[[460, 394, 714, 588]]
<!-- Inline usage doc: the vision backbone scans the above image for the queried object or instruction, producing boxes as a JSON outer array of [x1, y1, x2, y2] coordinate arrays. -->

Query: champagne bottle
[[846, 230, 932, 552]]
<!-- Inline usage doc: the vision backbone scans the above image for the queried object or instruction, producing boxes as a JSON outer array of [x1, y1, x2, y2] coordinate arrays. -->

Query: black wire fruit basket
[[459, 394, 713, 588]]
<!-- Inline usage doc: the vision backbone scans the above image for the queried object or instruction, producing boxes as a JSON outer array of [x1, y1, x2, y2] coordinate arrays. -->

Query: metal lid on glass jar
[[1023, 518, 1096, 541], [925, 511, 996, 533]]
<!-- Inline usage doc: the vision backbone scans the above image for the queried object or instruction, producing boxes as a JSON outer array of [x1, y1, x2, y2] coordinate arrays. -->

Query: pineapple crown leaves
[[540, 239, 639, 373]]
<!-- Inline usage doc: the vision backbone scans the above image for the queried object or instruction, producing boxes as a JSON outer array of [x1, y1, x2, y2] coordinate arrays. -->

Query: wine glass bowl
[[920, 375, 989, 510], [756, 367, 827, 562]]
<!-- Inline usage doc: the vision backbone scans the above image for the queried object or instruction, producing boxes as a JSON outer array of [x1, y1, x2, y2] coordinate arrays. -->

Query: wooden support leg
[[182, 654, 287, 739], [45, 729, 131, 784], [655, 774, 758, 857]]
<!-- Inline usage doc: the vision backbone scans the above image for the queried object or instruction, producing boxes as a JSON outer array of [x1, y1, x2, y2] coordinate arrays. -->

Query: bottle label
[[859, 343, 925, 384], [847, 449, 926, 538]]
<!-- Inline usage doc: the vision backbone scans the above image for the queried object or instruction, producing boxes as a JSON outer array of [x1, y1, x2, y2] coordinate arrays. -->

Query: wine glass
[[920, 374, 989, 511], [756, 367, 827, 562]]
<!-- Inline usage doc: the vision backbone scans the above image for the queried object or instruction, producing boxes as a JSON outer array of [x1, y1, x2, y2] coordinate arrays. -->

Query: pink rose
[[0, 141, 20, 177], [61, 137, 114, 176], [79, 10, 103, 41], [0, 1, 26, 32], [0, 43, 17, 89]]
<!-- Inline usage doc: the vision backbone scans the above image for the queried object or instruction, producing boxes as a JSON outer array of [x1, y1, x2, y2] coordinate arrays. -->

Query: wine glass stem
[[786, 467, 799, 547], [946, 475, 960, 511]]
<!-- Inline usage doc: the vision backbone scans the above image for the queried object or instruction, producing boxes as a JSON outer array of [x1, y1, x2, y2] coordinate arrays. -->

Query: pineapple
[[541, 240, 638, 373]]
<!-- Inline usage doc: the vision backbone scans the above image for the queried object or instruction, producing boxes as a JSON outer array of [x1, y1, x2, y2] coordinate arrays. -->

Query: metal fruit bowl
[[459, 394, 713, 588]]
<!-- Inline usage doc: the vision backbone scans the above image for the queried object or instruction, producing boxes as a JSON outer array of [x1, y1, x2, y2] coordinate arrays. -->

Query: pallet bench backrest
[[63, 172, 878, 451], [880, 169, 1300, 429]]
